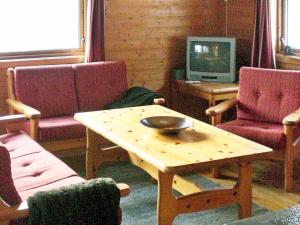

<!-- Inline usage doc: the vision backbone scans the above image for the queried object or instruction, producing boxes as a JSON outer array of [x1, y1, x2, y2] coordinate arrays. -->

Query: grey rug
[[63, 158, 269, 225]]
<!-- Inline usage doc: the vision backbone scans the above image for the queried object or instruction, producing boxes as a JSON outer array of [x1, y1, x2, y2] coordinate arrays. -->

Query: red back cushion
[[0, 144, 22, 206], [74, 60, 128, 112], [14, 65, 78, 118], [237, 67, 300, 124]]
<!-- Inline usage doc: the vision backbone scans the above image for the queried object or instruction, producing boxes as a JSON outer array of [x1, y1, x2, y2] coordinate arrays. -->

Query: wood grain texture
[[76, 105, 272, 223], [225, 0, 255, 74], [104, 0, 224, 97], [75, 105, 272, 173]]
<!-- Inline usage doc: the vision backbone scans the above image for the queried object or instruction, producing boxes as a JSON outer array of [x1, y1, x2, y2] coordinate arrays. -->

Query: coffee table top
[[75, 105, 272, 173]]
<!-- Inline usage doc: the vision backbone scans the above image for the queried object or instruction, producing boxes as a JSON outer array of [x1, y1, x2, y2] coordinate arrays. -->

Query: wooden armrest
[[0, 183, 130, 223], [206, 98, 238, 116], [0, 114, 27, 125], [283, 108, 300, 126], [6, 99, 41, 119], [117, 183, 130, 197], [153, 98, 165, 105], [0, 201, 28, 222]]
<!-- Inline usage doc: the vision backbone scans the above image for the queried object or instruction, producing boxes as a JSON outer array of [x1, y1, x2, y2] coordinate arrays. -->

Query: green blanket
[[104, 86, 163, 109], [27, 178, 120, 225]]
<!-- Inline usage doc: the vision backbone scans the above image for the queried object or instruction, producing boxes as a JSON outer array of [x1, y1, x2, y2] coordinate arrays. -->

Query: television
[[186, 37, 236, 82]]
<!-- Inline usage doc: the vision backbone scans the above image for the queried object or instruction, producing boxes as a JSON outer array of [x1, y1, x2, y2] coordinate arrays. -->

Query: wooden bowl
[[140, 116, 193, 134]]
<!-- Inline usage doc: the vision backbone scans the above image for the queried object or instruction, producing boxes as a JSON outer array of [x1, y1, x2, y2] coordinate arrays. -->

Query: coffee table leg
[[86, 128, 98, 179], [157, 171, 176, 225], [237, 162, 252, 219]]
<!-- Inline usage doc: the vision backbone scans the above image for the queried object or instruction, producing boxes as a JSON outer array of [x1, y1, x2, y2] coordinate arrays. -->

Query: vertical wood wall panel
[[104, 0, 224, 96], [226, 0, 255, 75]]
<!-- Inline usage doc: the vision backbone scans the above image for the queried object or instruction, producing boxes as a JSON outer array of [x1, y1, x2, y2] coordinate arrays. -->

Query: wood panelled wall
[[226, 0, 255, 75], [104, 0, 225, 97], [0, 0, 256, 119]]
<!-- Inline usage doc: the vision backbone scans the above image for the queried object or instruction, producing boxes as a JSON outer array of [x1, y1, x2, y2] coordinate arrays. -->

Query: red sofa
[[7, 60, 164, 153], [0, 115, 129, 224]]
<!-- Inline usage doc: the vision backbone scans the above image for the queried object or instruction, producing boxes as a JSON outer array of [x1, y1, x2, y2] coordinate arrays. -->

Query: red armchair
[[206, 67, 300, 192]]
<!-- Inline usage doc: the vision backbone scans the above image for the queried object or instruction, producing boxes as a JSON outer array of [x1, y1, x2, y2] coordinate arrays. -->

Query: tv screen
[[187, 37, 236, 83], [190, 41, 231, 73]]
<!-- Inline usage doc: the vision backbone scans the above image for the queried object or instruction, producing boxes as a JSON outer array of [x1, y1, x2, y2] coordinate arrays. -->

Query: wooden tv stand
[[172, 80, 239, 123]]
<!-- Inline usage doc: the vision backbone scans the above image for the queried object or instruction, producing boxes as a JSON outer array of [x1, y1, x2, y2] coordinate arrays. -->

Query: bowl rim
[[140, 116, 194, 131]]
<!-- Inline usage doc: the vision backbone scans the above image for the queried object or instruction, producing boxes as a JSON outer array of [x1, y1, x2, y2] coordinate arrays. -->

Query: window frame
[[277, 0, 300, 54], [0, 0, 86, 60]]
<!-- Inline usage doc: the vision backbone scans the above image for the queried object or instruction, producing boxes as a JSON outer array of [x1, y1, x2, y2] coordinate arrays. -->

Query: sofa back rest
[[237, 67, 300, 124], [0, 144, 22, 206], [14, 65, 78, 118], [73, 60, 128, 112]]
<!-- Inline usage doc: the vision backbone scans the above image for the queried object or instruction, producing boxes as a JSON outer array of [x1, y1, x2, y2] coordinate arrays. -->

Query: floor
[[201, 160, 300, 211], [61, 152, 300, 212]]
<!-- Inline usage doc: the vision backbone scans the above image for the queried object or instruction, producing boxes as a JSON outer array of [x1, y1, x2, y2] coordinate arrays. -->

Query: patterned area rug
[[62, 158, 269, 225]]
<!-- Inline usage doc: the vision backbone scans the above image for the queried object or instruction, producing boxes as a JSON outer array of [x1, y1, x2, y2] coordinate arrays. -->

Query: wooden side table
[[172, 80, 239, 123]]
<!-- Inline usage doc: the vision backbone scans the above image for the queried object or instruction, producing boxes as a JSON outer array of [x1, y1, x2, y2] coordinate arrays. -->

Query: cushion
[[1, 132, 84, 203], [0, 143, 22, 206], [238, 67, 300, 124], [217, 119, 300, 149], [23, 116, 86, 142], [19, 176, 85, 201], [14, 64, 78, 118], [0, 132, 43, 159], [11, 150, 79, 195], [74, 60, 128, 112]]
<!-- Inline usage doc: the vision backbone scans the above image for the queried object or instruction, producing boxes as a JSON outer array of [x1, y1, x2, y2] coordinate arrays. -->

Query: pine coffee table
[[74, 105, 272, 225]]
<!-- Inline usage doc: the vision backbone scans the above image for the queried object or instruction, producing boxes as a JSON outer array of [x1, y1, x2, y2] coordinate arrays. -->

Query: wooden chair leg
[[284, 125, 294, 192], [284, 157, 294, 192], [212, 167, 222, 178], [211, 115, 221, 126]]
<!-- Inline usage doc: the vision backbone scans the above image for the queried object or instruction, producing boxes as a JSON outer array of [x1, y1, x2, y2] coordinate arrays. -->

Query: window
[[0, 0, 85, 59], [279, 0, 300, 52]]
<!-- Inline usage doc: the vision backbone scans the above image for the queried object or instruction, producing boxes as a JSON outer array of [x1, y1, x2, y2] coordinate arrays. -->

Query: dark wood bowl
[[140, 116, 193, 134]]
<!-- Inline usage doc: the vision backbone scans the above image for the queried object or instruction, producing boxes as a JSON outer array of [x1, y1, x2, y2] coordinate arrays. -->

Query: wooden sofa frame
[[206, 97, 300, 192], [0, 115, 130, 225], [6, 68, 165, 153]]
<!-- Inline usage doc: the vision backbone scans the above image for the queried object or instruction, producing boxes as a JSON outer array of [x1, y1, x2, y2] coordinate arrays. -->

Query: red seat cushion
[[238, 67, 300, 124], [14, 64, 78, 118], [0, 132, 84, 202], [18, 176, 85, 201], [217, 119, 300, 149], [74, 60, 128, 112], [11, 151, 80, 197], [23, 116, 86, 142], [0, 143, 22, 205], [0, 132, 43, 159]]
